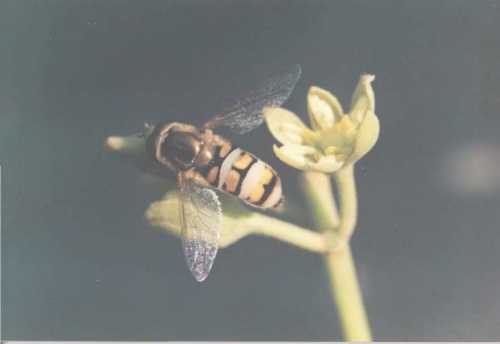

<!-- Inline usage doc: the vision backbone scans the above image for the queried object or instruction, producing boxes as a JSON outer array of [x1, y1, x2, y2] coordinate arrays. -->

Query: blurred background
[[2, 0, 500, 340]]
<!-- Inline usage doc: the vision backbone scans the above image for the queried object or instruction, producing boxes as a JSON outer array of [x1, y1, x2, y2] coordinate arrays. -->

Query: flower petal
[[350, 74, 375, 124], [273, 144, 343, 173], [347, 110, 380, 164], [105, 134, 145, 155], [264, 107, 309, 145], [308, 86, 343, 130], [308, 154, 344, 173], [273, 144, 317, 170]]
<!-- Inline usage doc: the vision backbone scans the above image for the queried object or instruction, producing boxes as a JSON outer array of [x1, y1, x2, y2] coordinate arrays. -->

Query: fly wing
[[178, 175, 222, 282], [204, 64, 302, 134]]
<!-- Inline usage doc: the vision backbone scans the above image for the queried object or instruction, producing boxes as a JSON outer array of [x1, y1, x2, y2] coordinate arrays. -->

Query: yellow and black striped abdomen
[[198, 142, 282, 209]]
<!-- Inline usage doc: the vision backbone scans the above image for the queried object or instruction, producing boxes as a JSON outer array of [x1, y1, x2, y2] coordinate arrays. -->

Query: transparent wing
[[204, 64, 302, 134], [178, 174, 222, 282]]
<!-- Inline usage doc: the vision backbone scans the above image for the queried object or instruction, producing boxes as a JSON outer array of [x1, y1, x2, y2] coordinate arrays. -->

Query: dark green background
[[2, 0, 500, 340]]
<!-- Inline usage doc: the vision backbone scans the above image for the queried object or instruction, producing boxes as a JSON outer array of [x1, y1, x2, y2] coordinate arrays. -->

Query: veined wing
[[204, 64, 302, 134], [178, 174, 222, 282]]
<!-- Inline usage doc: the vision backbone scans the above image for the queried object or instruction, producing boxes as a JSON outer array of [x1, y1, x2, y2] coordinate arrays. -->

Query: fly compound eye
[[161, 131, 201, 169]]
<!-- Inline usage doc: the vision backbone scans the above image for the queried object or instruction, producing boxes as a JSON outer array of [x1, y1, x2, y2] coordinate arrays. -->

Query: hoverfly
[[145, 65, 301, 282]]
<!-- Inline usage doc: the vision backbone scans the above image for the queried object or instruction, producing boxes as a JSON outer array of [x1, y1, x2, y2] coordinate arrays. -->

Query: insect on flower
[[144, 65, 301, 282]]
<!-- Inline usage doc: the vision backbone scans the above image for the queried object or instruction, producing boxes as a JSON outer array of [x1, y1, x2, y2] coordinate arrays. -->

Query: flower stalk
[[325, 245, 371, 341], [302, 169, 371, 341], [248, 213, 328, 253], [335, 165, 358, 240], [301, 171, 339, 230]]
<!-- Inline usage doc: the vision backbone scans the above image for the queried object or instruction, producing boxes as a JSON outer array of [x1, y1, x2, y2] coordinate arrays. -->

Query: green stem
[[250, 213, 327, 254], [335, 165, 358, 240], [325, 245, 371, 341], [301, 171, 339, 230], [301, 169, 372, 341]]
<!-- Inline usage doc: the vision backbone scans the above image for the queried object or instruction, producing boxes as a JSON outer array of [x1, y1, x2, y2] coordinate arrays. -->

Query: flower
[[264, 74, 380, 173]]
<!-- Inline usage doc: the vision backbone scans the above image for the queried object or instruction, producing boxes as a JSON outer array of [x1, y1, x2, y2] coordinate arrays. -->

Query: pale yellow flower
[[265, 74, 380, 173]]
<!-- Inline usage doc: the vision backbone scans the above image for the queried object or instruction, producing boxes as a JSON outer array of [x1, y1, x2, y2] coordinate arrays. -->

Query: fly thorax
[[146, 122, 203, 171], [160, 131, 202, 170]]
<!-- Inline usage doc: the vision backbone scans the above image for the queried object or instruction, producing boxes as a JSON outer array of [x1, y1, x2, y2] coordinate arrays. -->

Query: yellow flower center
[[337, 115, 356, 134], [306, 115, 357, 161]]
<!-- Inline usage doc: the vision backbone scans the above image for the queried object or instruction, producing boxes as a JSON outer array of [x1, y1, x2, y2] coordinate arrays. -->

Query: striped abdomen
[[198, 141, 282, 209]]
